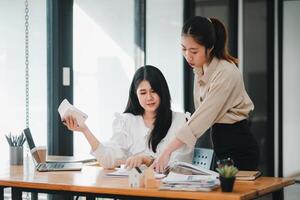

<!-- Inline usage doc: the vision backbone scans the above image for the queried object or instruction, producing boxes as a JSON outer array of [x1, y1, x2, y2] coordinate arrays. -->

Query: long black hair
[[182, 16, 238, 65], [124, 65, 172, 153]]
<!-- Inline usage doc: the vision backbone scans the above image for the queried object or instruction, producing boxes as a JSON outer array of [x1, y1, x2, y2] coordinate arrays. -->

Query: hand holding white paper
[[58, 99, 88, 126]]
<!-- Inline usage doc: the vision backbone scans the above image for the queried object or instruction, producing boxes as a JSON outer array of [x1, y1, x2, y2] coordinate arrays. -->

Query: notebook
[[23, 128, 82, 172], [236, 170, 261, 181]]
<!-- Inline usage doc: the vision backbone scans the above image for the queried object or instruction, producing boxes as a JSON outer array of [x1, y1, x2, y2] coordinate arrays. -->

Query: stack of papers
[[58, 99, 88, 126], [160, 162, 220, 192], [160, 171, 220, 192]]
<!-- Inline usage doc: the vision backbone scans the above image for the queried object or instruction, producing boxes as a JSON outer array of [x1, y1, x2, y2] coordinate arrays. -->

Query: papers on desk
[[159, 162, 220, 192], [46, 154, 96, 163], [106, 167, 166, 179], [169, 161, 219, 177], [162, 171, 217, 184], [160, 171, 220, 192]]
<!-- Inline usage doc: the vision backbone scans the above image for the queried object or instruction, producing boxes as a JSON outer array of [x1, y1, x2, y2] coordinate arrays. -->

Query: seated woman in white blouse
[[63, 65, 192, 169]]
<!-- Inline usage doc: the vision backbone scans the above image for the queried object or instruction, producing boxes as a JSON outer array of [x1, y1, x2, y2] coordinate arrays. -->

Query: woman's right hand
[[63, 115, 88, 132], [152, 151, 171, 173]]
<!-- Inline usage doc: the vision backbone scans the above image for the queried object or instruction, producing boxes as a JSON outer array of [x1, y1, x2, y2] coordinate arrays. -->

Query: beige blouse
[[175, 57, 254, 149]]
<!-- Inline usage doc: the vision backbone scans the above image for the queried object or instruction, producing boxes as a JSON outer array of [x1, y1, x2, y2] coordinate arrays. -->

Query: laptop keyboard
[[37, 163, 65, 171]]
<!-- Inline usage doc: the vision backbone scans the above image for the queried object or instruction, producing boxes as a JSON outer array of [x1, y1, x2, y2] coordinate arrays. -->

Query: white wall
[[0, 1, 47, 162], [283, 0, 300, 177], [146, 0, 184, 112]]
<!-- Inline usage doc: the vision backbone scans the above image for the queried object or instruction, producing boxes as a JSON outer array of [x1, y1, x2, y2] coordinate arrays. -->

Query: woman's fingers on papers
[[125, 156, 143, 169], [73, 117, 79, 127], [70, 116, 75, 127], [158, 164, 165, 173], [64, 116, 78, 128], [153, 153, 170, 173], [124, 157, 131, 169], [114, 159, 126, 167], [125, 157, 136, 169], [62, 116, 76, 131]]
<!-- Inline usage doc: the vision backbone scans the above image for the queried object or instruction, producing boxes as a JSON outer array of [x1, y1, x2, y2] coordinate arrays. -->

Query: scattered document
[[106, 167, 166, 179], [169, 161, 219, 177], [58, 99, 88, 126]]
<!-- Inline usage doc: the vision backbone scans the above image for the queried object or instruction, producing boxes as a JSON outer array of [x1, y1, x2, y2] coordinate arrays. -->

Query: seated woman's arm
[[63, 115, 129, 169]]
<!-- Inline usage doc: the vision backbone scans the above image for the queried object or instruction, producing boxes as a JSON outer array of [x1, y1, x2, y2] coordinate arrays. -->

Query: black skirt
[[211, 119, 259, 171]]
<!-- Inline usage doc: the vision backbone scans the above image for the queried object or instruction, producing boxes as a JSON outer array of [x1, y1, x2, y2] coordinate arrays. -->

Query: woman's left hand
[[125, 155, 144, 169]]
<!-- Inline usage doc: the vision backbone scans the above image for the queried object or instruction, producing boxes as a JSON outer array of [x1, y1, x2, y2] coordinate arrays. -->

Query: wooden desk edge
[[0, 179, 255, 200], [256, 178, 295, 196]]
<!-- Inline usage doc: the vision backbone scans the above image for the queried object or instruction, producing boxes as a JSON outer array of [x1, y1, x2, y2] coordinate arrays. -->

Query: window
[[146, 0, 184, 112], [73, 0, 135, 154], [0, 1, 47, 160]]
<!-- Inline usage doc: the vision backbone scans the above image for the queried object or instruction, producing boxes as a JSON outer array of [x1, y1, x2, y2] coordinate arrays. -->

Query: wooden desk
[[0, 165, 294, 200]]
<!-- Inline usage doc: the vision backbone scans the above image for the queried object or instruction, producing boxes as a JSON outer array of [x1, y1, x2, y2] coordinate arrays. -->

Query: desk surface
[[0, 165, 295, 200]]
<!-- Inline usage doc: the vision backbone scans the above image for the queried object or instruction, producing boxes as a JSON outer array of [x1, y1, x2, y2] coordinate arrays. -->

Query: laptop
[[23, 128, 82, 172]]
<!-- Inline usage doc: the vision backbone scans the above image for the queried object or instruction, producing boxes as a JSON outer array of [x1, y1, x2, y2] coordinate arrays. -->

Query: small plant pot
[[220, 176, 236, 192]]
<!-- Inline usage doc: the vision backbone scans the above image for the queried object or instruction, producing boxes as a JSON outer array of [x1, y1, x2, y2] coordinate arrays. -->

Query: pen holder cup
[[10, 146, 23, 165]]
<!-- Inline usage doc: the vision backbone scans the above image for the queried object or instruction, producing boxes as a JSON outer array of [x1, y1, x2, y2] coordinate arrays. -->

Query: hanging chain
[[25, 0, 29, 128], [24, 2, 31, 199]]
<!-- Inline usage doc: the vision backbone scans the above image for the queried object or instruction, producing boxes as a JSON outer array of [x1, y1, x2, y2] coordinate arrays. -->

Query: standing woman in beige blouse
[[153, 16, 259, 172]]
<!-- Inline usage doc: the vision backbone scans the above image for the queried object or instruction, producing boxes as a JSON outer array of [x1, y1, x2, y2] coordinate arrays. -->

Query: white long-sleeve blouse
[[91, 111, 192, 168]]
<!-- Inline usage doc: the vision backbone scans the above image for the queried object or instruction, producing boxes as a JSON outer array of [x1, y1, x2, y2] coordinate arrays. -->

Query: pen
[[135, 167, 142, 174]]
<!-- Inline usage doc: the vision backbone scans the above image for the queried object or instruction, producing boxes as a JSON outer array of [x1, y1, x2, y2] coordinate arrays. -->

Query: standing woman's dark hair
[[124, 65, 172, 152], [181, 16, 238, 65]]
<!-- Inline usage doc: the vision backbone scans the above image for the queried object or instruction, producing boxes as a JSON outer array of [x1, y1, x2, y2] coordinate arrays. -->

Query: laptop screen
[[23, 128, 42, 163], [23, 128, 36, 150]]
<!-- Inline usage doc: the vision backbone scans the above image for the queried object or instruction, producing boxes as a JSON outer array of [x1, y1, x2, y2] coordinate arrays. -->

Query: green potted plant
[[216, 158, 238, 192]]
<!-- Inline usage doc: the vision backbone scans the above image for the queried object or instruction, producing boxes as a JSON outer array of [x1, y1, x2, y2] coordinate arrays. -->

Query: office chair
[[192, 147, 214, 170]]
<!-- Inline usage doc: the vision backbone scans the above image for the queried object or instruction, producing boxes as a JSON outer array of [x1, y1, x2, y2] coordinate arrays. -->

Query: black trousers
[[211, 119, 259, 170]]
